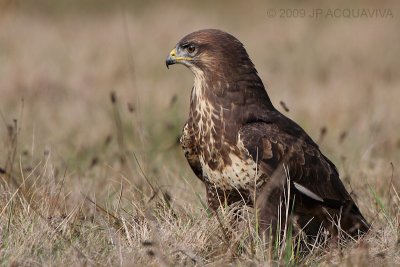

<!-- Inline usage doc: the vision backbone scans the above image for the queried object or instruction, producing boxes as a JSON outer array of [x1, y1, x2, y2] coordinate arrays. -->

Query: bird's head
[[166, 29, 271, 108], [166, 29, 254, 77]]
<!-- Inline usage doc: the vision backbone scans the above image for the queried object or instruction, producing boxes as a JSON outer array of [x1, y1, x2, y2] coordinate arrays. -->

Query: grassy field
[[1, 0, 400, 265]]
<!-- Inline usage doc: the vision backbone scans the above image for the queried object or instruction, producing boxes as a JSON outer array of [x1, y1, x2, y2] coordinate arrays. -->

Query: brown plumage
[[166, 29, 369, 240]]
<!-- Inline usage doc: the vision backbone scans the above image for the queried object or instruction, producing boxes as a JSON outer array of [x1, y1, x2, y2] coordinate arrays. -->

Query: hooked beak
[[165, 48, 192, 69], [165, 48, 177, 69]]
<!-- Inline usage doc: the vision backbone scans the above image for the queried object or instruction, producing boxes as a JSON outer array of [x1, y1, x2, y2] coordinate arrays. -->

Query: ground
[[1, 0, 400, 266]]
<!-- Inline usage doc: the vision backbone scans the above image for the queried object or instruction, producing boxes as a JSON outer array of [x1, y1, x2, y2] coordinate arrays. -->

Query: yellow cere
[[170, 48, 192, 61]]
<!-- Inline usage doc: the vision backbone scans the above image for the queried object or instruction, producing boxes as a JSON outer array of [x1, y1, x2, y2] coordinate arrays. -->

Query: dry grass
[[1, 0, 400, 265]]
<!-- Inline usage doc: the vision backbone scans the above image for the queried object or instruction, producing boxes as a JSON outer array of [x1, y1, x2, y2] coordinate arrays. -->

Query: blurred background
[[1, 0, 400, 265], [1, 0, 400, 209]]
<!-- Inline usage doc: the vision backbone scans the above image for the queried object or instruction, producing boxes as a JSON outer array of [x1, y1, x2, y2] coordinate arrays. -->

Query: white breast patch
[[200, 147, 263, 191]]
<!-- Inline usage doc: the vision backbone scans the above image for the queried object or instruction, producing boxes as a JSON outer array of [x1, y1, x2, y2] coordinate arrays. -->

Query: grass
[[1, 0, 400, 265]]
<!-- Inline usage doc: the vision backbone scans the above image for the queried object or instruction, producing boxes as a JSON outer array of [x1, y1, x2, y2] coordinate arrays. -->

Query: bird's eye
[[186, 45, 196, 54]]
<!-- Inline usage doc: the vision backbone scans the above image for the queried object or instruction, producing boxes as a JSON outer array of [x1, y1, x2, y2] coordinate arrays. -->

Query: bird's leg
[[205, 182, 223, 211], [254, 169, 293, 247], [203, 182, 234, 244], [205, 182, 251, 211], [255, 186, 287, 246]]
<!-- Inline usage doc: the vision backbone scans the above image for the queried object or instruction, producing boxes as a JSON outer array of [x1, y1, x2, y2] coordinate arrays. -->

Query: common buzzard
[[166, 29, 369, 240]]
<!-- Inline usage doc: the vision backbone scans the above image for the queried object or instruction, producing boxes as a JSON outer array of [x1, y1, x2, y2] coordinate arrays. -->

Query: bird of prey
[[166, 29, 369, 240]]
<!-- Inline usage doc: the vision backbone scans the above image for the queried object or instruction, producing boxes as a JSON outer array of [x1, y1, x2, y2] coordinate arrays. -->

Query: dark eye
[[186, 45, 196, 54]]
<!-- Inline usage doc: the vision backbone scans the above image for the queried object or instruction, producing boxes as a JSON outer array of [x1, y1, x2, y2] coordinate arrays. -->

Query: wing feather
[[238, 121, 370, 234], [239, 121, 348, 201]]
